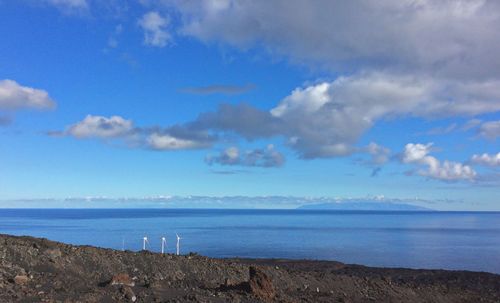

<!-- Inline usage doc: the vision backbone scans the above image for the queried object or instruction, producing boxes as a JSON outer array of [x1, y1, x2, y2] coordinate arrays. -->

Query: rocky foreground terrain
[[0, 234, 499, 302]]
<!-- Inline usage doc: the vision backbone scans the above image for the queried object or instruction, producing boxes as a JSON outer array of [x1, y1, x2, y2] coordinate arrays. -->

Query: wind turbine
[[161, 236, 167, 254], [143, 236, 149, 251], [176, 233, 181, 255]]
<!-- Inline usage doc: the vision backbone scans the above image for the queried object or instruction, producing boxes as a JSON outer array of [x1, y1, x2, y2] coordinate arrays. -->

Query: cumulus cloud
[[0, 79, 56, 110], [478, 120, 500, 140], [57, 115, 216, 150], [54, 67, 500, 162], [471, 152, 500, 167], [138, 11, 170, 47], [146, 131, 213, 150], [267, 72, 500, 158], [273, 72, 500, 119], [144, 123, 216, 150], [46, 1, 500, 172], [402, 143, 476, 181], [149, 71, 499, 159], [130, 1, 500, 162], [181, 83, 255, 95], [142, 1, 500, 161], [167, 0, 500, 79], [206, 145, 285, 167], [65, 115, 134, 139]]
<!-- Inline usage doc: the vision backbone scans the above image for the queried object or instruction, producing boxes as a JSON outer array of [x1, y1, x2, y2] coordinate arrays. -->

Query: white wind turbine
[[143, 236, 149, 251], [176, 233, 181, 255], [161, 236, 167, 254]]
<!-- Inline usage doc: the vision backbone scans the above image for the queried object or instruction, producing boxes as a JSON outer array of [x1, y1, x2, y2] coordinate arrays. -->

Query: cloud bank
[[0, 195, 439, 209]]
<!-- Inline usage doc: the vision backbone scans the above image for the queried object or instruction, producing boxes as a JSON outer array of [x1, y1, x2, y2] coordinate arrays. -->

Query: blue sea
[[0, 209, 499, 274]]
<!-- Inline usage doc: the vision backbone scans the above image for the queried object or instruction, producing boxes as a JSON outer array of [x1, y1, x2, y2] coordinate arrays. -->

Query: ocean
[[0, 209, 499, 274]]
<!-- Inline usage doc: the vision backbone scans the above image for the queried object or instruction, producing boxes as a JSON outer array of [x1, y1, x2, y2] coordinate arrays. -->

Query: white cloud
[[65, 115, 133, 139], [130, 1, 500, 161], [44, 1, 500, 168], [155, 1, 500, 160], [162, 70, 500, 160], [402, 143, 476, 181], [478, 120, 500, 140], [402, 143, 434, 163], [58, 114, 216, 150], [206, 145, 285, 167], [168, 0, 500, 79], [471, 152, 500, 167], [146, 132, 210, 150], [0, 79, 56, 110], [55, 68, 500, 162], [138, 11, 170, 47], [267, 72, 500, 158]]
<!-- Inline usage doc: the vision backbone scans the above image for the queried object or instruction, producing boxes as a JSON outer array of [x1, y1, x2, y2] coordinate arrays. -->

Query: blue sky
[[1, 0, 499, 210]]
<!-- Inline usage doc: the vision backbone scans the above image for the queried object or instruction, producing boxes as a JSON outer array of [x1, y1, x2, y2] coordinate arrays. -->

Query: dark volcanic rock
[[0, 233, 499, 302], [13, 274, 29, 285], [248, 266, 276, 301], [110, 273, 135, 287], [121, 286, 137, 302]]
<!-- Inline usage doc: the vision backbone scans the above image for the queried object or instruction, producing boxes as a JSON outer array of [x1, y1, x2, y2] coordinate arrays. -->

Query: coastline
[[1, 234, 499, 302]]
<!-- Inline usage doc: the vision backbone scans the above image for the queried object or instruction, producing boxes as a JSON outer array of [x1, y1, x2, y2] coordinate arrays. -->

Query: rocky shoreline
[[1, 234, 499, 302]]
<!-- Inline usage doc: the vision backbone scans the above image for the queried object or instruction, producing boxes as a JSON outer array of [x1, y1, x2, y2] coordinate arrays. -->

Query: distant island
[[298, 201, 431, 211], [1, 196, 433, 210]]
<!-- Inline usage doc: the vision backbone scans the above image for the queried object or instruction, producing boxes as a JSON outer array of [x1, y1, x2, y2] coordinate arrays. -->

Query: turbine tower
[[176, 233, 181, 255], [161, 236, 167, 254], [143, 236, 149, 251]]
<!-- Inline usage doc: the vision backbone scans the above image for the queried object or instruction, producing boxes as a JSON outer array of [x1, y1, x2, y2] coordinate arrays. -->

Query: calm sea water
[[0, 209, 499, 274]]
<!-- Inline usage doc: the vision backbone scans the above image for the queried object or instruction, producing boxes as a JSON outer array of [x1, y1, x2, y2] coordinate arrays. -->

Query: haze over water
[[1, 209, 499, 274]]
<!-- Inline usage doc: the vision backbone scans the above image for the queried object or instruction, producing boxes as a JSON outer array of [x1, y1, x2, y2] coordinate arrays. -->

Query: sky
[[0, 0, 499, 210]]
